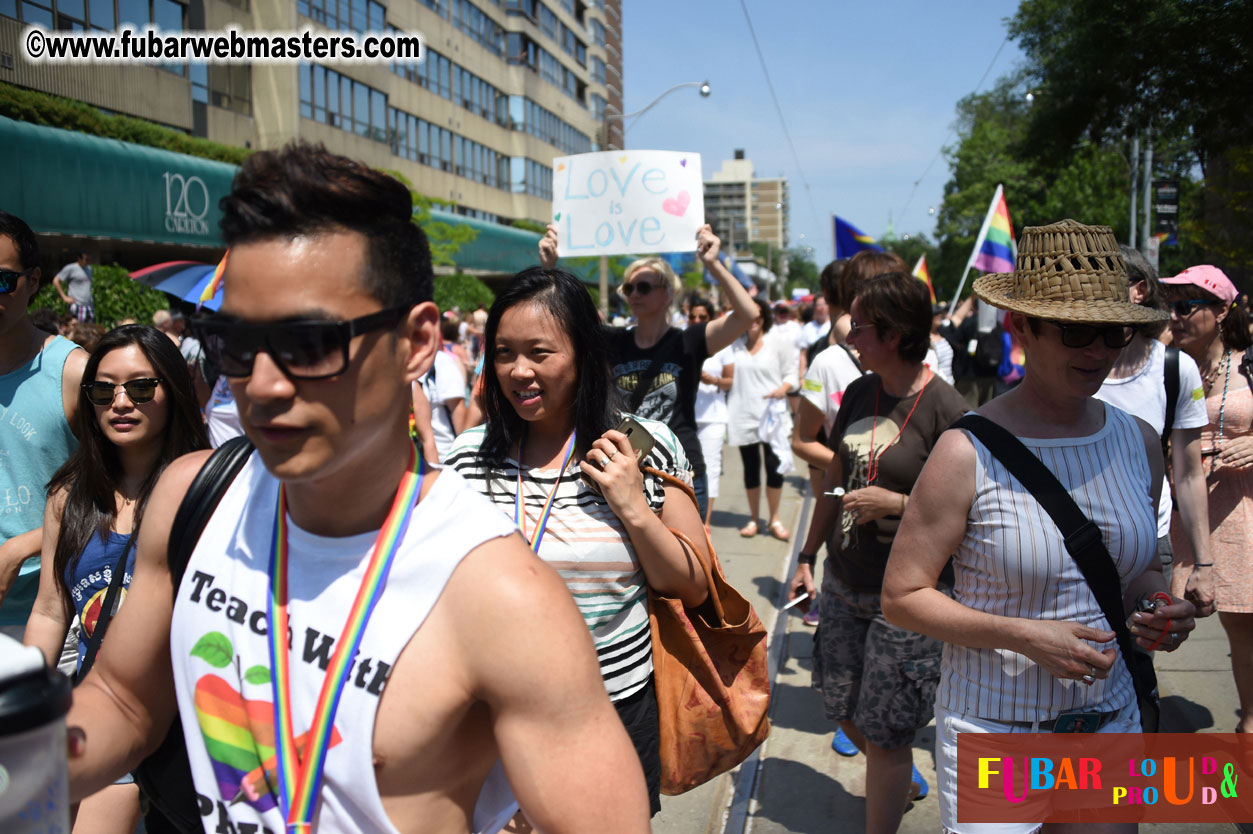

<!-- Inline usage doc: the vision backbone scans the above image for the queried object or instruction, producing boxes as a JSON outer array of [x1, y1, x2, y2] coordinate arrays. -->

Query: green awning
[[428, 209, 542, 276], [0, 115, 237, 247]]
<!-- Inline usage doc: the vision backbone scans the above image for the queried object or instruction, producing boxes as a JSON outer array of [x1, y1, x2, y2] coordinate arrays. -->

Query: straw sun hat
[[973, 219, 1168, 325]]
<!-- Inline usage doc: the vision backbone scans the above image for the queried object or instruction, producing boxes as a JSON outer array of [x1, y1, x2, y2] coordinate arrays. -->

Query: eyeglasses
[[1168, 299, 1215, 318], [1043, 320, 1136, 349], [622, 281, 657, 297], [689, 312, 710, 323], [193, 306, 410, 380], [0, 268, 33, 294], [847, 320, 875, 337], [82, 378, 162, 406]]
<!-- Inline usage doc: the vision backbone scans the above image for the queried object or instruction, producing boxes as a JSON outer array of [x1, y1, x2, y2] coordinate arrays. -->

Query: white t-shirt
[[205, 375, 244, 449], [799, 319, 830, 351], [1095, 340, 1208, 536], [799, 344, 862, 434], [420, 350, 467, 461], [726, 337, 799, 447], [694, 346, 735, 426], [930, 336, 955, 384]]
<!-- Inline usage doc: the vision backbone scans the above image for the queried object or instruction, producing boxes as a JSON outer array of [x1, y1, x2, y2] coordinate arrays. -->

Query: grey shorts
[[812, 574, 943, 750]]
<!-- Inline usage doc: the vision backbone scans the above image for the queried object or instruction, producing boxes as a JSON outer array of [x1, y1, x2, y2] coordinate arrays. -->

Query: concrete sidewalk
[[654, 441, 1244, 834]]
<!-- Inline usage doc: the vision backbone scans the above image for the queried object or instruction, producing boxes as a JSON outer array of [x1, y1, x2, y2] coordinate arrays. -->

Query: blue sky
[[621, 0, 1025, 265]]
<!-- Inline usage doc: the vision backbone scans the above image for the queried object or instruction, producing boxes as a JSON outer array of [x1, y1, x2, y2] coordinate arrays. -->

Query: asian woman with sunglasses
[[24, 325, 207, 834], [539, 223, 759, 520]]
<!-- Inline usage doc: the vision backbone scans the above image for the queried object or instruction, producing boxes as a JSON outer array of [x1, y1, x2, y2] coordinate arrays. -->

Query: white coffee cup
[[0, 637, 73, 834]]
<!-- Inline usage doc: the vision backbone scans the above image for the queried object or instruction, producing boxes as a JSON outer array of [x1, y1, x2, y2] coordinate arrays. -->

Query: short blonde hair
[[619, 257, 682, 313], [152, 309, 172, 328]]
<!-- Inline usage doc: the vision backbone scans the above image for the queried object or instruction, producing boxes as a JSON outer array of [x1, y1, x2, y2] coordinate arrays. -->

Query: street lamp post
[[592, 81, 712, 316]]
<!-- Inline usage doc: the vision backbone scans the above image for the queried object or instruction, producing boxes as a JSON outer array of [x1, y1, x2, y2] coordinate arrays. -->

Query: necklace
[[267, 443, 425, 832], [866, 369, 933, 485], [515, 429, 577, 552], [1210, 350, 1233, 477], [1202, 352, 1228, 392]]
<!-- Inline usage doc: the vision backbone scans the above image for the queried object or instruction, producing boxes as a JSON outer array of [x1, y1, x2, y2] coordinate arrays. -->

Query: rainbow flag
[[198, 250, 228, 311], [833, 216, 884, 260], [971, 185, 1015, 274], [912, 255, 935, 303]]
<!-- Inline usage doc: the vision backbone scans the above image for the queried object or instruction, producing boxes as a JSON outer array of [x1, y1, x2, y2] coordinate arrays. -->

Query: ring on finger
[[606, 449, 618, 462], [596, 454, 610, 470], [1081, 673, 1095, 683], [1171, 631, 1181, 643]]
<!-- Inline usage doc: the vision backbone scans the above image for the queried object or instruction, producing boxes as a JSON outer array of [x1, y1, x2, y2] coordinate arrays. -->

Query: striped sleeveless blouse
[[937, 402, 1158, 722], [446, 416, 692, 701]]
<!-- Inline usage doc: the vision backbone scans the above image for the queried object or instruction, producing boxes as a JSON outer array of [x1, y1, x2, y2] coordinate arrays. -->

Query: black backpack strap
[[952, 414, 1142, 686], [166, 435, 254, 597], [74, 532, 137, 684], [1162, 346, 1180, 456]]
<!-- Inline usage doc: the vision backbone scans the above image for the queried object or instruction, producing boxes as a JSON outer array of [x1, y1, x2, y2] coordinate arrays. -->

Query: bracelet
[[798, 551, 817, 567], [1193, 562, 1214, 567]]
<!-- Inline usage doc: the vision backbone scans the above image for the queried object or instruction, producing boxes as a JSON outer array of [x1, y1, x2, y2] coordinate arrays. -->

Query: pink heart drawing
[[680, 159, 687, 167], [662, 190, 691, 218]]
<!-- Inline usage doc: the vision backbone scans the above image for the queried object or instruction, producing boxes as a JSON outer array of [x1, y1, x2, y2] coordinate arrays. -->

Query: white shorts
[[934, 700, 1139, 834]]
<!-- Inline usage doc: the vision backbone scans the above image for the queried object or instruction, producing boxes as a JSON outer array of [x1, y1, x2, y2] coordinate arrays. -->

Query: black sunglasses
[[0, 268, 33, 294], [193, 306, 410, 380], [82, 377, 163, 406], [622, 280, 657, 297], [1044, 320, 1136, 349], [1168, 299, 1215, 319]]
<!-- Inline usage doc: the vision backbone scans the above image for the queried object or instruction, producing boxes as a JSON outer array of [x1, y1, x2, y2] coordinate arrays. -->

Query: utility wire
[[738, 0, 820, 238], [896, 36, 1010, 227]]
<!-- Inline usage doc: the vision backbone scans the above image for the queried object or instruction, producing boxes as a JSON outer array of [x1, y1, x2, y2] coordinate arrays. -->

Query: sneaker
[[802, 607, 820, 627], [830, 727, 858, 757], [909, 764, 929, 801]]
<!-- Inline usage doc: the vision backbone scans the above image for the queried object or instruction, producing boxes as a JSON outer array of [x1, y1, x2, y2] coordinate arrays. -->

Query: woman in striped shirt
[[446, 266, 710, 817], [883, 221, 1198, 834]]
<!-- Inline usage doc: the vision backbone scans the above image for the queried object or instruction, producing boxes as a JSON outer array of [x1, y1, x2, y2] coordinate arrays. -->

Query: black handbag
[[132, 436, 255, 833], [953, 414, 1162, 732]]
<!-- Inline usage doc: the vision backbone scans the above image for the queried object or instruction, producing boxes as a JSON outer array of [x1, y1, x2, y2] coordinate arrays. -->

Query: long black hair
[[478, 267, 620, 466], [46, 325, 209, 611]]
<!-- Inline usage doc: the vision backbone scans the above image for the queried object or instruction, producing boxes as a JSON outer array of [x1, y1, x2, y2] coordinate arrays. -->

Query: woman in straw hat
[[1159, 264, 1253, 732], [882, 220, 1197, 834]]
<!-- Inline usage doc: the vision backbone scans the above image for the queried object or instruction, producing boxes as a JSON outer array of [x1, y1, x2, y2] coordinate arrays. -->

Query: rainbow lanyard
[[514, 430, 576, 553], [266, 444, 425, 832]]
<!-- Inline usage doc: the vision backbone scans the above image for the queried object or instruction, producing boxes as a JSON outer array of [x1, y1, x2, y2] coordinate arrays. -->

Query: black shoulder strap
[[839, 342, 862, 373], [628, 327, 682, 413], [166, 435, 254, 598], [952, 414, 1141, 683], [1162, 346, 1180, 454], [1241, 347, 1253, 385], [74, 532, 137, 684]]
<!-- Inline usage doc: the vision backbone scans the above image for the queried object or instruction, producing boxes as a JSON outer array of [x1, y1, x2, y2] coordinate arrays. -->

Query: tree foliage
[[433, 273, 495, 313]]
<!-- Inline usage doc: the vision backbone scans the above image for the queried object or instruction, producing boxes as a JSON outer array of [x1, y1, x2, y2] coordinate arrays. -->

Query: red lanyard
[[866, 370, 932, 485]]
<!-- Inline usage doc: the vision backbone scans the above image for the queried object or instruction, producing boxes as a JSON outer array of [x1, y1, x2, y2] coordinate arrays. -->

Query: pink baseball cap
[[1161, 265, 1238, 304]]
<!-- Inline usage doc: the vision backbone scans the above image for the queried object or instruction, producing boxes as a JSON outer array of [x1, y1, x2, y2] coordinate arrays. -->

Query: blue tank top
[[0, 335, 80, 626], [64, 531, 135, 670]]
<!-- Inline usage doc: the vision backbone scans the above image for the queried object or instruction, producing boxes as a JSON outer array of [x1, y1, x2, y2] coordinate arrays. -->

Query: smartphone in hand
[[615, 416, 655, 462]]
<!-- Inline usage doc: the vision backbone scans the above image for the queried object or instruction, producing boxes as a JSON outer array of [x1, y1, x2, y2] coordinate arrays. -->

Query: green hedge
[[31, 264, 175, 329], [433, 273, 495, 313], [0, 81, 250, 165]]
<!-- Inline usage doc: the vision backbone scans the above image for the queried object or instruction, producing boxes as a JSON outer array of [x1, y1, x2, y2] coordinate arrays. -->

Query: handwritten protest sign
[[552, 150, 704, 257]]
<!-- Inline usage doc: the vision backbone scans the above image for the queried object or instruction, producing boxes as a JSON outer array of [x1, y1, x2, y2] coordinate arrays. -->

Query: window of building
[[590, 55, 605, 84], [590, 17, 604, 46], [503, 0, 533, 20], [451, 0, 504, 56], [207, 65, 251, 115]]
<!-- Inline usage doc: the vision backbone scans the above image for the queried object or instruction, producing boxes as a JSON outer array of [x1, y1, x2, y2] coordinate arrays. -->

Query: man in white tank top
[[64, 144, 651, 834]]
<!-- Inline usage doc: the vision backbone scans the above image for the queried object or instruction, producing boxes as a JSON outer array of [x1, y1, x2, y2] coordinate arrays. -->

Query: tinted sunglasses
[[0, 268, 33, 294], [622, 280, 657, 297], [1168, 298, 1215, 318], [82, 377, 162, 406], [193, 306, 409, 380], [1044, 320, 1135, 349]]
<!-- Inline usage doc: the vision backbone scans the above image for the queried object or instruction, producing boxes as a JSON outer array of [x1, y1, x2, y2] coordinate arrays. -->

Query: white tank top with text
[[170, 453, 518, 833]]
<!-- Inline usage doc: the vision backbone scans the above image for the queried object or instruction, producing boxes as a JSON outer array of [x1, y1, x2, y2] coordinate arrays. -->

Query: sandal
[[769, 520, 790, 541], [739, 521, 759, 537]]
